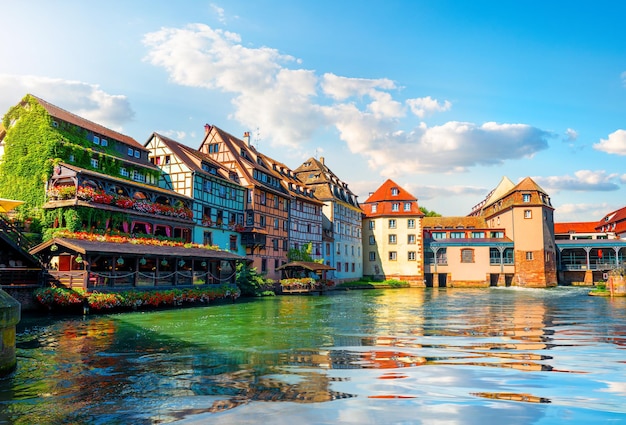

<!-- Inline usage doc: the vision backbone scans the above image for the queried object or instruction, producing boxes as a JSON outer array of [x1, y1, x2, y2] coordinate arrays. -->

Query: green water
[[1, 287, 626, 424]]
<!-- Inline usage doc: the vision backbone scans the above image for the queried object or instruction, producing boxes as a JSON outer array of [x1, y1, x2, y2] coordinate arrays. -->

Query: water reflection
[[1, 288, 626, 424]]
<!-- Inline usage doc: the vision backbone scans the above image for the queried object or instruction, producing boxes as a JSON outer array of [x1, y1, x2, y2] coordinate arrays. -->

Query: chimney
[[204, 124, 211, 135], [320, 156, 325, 165], [243, 131, 250, 146]]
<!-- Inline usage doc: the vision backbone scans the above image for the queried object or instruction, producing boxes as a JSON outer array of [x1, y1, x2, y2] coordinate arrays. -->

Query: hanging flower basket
[[161, 259, 168, 266], [75, 255, 83, 264], [117, 258, 125, 265], [139, 258, 147, 266]]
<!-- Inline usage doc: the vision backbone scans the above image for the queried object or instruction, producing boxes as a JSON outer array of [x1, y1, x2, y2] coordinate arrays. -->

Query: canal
[[1, 287, 625, 424]]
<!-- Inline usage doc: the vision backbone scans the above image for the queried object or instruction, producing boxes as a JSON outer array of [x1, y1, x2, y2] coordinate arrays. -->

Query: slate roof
[[29, 94, 144, 150], [294, 157, 361, 209]]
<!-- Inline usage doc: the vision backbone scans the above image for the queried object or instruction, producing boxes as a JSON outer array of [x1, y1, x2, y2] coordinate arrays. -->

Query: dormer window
[[93, 135, 100, 145], [372, 204, 377, 213], [523, 193, 531, 202], [101, 138, 108, 147], [134, 150, 140, 159], [391, 187, 399, 196]]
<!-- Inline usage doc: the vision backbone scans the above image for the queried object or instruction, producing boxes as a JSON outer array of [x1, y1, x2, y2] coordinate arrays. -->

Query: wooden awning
[[276, 261, 335, 272], [30, 237, 246, 261]]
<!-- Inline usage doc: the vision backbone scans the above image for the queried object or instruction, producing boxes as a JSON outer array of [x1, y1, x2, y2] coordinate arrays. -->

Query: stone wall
[[2, 286, 39, 312]]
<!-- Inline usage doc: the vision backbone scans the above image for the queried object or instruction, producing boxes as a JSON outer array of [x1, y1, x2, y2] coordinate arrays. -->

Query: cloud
[[210, 4, 226, 24], [406, 184, 488, 201], [0, 74, 134, 131], [534, 170, 621, 192], [407, 96, 452, 118], [553, 202, 618, 222], [143, 24, 550, 173], [593, 129, 626, 155], [564, 128, 578, 142]]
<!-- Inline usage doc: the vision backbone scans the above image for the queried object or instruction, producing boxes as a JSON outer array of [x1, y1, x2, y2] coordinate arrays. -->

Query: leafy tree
[[235, 262, 274, 297], [420, 206, 441, 217], [287, 242, 314, 262]]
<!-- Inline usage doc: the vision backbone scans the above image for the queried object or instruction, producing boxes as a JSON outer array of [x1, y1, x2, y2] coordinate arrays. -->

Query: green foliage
[[0, 94, 160, 220], [33, 284, 241, 312], [420, 206, 441, 217], [235, 262, 274, 296], [336, 278, 410, 289], [287, 242, 316, 262]]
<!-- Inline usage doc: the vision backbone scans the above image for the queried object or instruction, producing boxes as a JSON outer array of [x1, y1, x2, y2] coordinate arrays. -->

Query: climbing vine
[[0, 94, 160, 220]]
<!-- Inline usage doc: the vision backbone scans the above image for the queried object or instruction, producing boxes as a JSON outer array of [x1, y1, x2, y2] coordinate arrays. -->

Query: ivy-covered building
[[0, 94, 195, 241]]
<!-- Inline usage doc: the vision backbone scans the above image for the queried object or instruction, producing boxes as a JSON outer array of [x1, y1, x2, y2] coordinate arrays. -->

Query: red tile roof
[[554, 222, 598, 234], [362, 179, 423, 218], [596, 206, 626, 234]]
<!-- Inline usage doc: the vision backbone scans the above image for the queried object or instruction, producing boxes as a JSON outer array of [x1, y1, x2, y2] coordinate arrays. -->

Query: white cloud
[[564, 128, 578, 142], [554, 202, 618, 222], [593, 129, 626, 155], [143, 24, 550, 173], [0, 74, 134, 132], [210, 4, 226, 24], [407, 96, 452, 118], [534, 170, 621, 192]]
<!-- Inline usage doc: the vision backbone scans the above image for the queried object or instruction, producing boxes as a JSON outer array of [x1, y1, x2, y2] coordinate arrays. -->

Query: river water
[[1, 287, 625, 424]]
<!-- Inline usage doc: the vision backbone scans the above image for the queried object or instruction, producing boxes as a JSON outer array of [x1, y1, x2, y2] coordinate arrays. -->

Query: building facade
[[294, 157, 363, 282], [361, 179, 424, 285], [145, 132, 246, 255], [199, 125, 292, 280]]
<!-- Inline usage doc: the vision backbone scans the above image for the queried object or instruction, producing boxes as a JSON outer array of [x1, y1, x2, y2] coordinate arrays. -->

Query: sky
[[1, 0, 626, 222]]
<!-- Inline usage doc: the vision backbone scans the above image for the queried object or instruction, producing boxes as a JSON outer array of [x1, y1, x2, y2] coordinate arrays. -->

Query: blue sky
[[2, 1, 626, 222]]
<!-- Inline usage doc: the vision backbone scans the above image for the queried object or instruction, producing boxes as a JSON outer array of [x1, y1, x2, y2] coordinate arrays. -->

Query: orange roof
[[596, 206, 626, 234], [554, 222, 598, 234], [362, 179, 423, 218]]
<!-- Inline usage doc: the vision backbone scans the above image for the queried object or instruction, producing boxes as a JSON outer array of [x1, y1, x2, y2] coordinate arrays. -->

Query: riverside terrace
[[29, 236, 245, 290], [556, 239, 626, 285]]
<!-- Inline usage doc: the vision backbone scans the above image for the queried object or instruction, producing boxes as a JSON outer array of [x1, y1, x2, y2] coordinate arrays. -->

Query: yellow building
[[362, 179, 424, 285]]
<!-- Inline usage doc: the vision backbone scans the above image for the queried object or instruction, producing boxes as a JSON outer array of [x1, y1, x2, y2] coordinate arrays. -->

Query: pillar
[[0, 289, 21, 376]]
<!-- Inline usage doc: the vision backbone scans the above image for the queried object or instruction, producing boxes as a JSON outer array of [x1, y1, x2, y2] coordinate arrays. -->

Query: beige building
[[362, 179, 424, 285]]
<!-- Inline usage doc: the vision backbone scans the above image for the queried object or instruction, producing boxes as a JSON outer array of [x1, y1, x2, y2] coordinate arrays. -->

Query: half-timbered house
[[145, 133, 246, 255], [199, 125, 291, 280], [294, 157, 363, 282]]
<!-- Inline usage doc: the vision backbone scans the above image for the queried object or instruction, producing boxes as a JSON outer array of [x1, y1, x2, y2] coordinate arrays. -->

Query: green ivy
[[0, 94, 160, 220]]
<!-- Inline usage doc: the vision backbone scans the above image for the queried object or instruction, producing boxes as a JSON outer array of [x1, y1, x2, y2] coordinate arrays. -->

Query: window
[[369, 220, 375, 230], [404, 202, 411, 211], [204, 180, 212, 192], [524, 210, 532, 219], [337, 262, 341, 272], [90, 158, 99, 168], [523, 193, 531, 202], [388, 219, 396, 229], [273, 239, 279, 250], [259, 215, 266, 227], [372, 204, 377, 213], [101, 138, 108, 147], [326, 243, 331, 256], [275, 259, 280, 269], [134, 150, 140, 158], [432, 232, 446, 239], [369, 235, 376, 245], [352, 263, 355, 272], [408, 251, 416, 261], [283, 239, 288, 250], [127, 147, 134, 156], [274, 196, 279, 208], [461, 249, 474, 263], [450, 232, 464, 239], [93, 135, 100, 145], [260, 191, 266, 205], [120, 168, 129, 177], [526, 251, 534, 260], [490, 231, 504, 238], [203, 231, 212, 246], [69, 154, 75, 162], [389, 251, 397, 261], [391, 187, 399, 196], [230, 235, 237, 251], [392, 203, 399, 212], [471, 231, 485, 238], [261, 259, 267, 272], [408, 234, 416, 244], [389, 234, 397, 244], [407, 219, 415, 229], [274, 218, 279, 229], [369, 252, 376, 261]]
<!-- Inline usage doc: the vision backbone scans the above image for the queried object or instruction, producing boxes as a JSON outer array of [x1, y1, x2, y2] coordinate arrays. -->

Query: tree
[[235, 262, 274, 297], [287, 242, 314, 262], [420, 206, 441, 217]]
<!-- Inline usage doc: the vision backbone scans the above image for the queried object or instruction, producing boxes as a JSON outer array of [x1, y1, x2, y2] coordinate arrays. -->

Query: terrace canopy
[[30, 237, 246, 290], [276, 261, 335, 279]]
